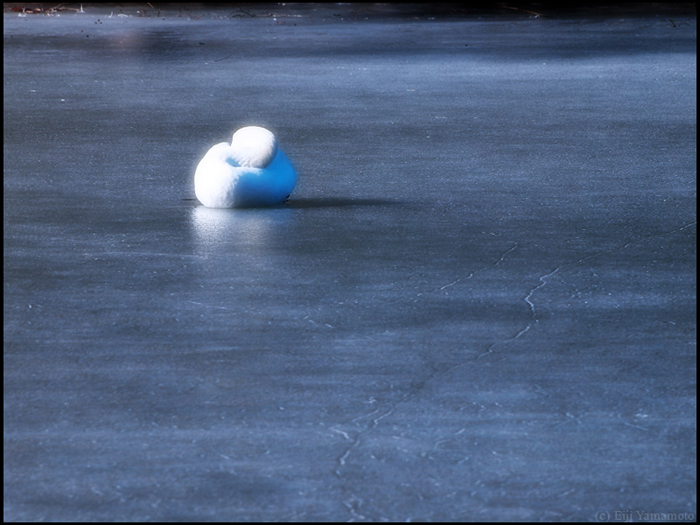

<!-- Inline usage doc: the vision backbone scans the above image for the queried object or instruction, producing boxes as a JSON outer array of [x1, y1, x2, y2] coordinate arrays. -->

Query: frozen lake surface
[[4, 3, 696, 521]]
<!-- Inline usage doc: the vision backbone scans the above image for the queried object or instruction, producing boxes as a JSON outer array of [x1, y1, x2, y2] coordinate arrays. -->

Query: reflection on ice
[[190, 205, 292, 253]]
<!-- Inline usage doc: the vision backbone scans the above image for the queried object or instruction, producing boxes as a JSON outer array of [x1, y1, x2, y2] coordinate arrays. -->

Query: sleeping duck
[[194, 126, 297, 208]]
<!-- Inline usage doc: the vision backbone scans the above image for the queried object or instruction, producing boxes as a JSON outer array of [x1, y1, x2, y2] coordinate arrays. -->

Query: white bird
[[194, 126, 297, 208]]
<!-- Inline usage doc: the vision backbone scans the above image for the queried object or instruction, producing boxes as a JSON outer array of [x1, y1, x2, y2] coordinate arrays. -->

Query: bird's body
[[194, 126, 296, 208]]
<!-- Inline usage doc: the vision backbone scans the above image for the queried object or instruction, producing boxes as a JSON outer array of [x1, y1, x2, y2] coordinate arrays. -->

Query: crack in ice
[[523, 267, 560, 321], [331, 222, 696, 517], [477, 324, 531, 360], [333, 244, 524, 493], [494, 243, 518, 266], [439, 243, 517, 292], [523, 221, 696, 325]]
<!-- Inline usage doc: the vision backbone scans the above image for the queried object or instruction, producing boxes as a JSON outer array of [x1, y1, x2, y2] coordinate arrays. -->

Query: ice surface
[[3, 4, 696, 522]]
